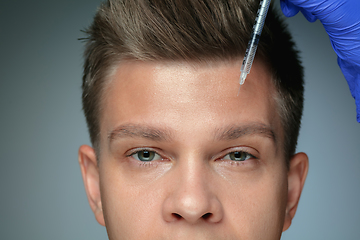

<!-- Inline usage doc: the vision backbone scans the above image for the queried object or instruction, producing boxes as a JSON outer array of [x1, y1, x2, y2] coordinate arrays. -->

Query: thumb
[[280, 0, 317, 22]]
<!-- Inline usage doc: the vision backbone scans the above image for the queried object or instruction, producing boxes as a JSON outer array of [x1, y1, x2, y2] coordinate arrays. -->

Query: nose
[[162, 158, 224, 224]]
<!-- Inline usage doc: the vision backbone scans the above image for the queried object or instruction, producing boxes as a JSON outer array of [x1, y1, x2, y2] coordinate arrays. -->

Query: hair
[[81, 0, 304, 163]]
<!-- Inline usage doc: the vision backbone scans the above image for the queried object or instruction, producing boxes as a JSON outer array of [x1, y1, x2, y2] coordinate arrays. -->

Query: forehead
[[100, 59, 282, 149]]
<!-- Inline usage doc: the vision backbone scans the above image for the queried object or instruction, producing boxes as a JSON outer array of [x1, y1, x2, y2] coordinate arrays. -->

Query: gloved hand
[[280, 0, 360, 122]]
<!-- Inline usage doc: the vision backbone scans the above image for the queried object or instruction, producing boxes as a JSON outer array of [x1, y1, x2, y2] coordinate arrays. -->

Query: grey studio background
[[0, 0, 359, 239]]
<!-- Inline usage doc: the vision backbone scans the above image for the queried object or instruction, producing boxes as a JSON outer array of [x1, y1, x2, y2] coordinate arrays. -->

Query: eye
[[131, 150, 162, 162], [223, 151, 254, 161]]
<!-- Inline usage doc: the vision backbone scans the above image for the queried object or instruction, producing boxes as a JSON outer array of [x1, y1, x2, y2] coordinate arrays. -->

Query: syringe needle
[[237, 72, 247, 96]]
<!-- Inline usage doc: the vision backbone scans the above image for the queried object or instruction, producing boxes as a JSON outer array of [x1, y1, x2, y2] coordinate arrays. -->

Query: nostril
[[172, 213, 182, 219], [202, 213, 212, 220]]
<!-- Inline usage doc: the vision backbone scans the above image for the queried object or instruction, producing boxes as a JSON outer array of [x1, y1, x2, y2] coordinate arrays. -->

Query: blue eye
[[131, 150, 161, 162], [223, 151, 253, 161]]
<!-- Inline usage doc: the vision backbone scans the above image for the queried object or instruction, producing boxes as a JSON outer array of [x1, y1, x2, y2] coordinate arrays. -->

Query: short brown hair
[[81, 0, 304, 162]]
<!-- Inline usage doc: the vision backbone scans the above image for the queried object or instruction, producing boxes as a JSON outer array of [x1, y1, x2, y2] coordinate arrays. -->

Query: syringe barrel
[[253, 0, 271, 35], [239, 0, 271, 86], [240, 34, 260, 74]]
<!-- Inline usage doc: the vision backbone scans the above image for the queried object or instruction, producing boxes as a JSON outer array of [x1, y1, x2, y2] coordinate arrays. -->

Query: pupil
[[231, 151, 245, 161], [143, 151, 150, 158], [234, 152, 241, 158]]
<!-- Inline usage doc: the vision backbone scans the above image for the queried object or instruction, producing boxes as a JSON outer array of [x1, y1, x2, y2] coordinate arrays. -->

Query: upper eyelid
[[126, 147, 158, 154], [216, 147, 258, 160], [126, 148, 163, 159]]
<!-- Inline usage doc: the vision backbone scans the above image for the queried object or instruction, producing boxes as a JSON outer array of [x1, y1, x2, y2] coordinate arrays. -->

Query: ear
[[78, 145, 105, 226], [282, 152, 309, 232]]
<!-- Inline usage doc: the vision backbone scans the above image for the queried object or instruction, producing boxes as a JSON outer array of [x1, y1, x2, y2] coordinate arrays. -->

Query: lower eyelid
[[216, 153, 260, 169]]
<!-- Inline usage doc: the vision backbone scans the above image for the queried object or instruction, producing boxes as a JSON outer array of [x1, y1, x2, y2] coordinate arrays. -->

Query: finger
[[280, 0, 300, 17]]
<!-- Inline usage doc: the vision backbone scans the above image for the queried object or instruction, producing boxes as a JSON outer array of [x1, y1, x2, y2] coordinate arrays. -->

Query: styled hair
[[81, 0, 304, 162]]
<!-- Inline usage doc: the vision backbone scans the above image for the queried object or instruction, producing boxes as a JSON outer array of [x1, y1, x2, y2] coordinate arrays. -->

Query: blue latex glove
[[280, 0, 360, 122]]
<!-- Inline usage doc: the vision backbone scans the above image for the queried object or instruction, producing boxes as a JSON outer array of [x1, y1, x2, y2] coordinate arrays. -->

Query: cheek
[[99, 160, 168, 238], [223, 166, 288, 237]]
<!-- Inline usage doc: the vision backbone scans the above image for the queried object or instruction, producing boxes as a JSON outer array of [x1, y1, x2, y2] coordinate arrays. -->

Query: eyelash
[[126, 148, 257, 167]]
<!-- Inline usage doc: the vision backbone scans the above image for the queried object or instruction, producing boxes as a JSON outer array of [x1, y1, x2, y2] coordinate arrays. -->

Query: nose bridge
[[178, 154, 209, 206], [162, 153, 223, 224]]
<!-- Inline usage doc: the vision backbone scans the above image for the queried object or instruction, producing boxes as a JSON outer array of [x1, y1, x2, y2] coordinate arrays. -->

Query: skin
[[79, 59, 308, 240]]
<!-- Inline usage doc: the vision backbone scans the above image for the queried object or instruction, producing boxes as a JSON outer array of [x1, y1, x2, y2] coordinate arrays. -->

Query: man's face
[[79, 59, 308, 240]]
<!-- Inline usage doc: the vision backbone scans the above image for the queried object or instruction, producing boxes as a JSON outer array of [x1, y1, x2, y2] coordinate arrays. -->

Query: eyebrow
[[108, 122, 276, 145], [108, 124, 172, 143], [214, 123, 276, 144]]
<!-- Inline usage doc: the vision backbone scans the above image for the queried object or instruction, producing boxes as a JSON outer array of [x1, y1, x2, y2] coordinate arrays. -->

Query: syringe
[[239, 0, 271, 90]]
